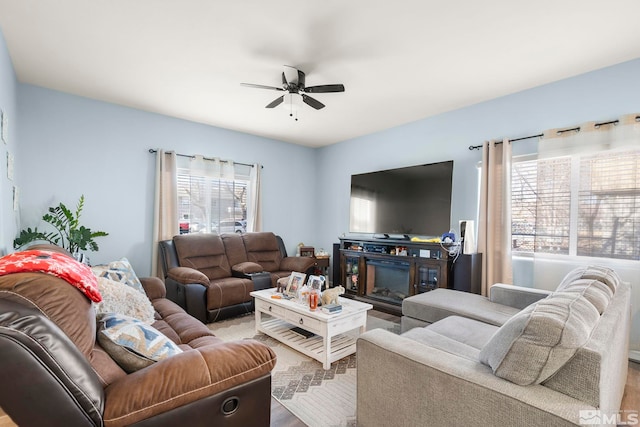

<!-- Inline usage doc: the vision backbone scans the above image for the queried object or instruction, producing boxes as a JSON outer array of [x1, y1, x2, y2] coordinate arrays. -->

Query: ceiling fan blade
[[304, 84, 345, 93], [240, 83, 284, 91], [302, 94, 325, 110], [265, 96, 284, 108]]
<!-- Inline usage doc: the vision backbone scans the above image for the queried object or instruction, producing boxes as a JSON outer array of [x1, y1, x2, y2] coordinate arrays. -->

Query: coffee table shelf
[[259, 317, 357, 364]]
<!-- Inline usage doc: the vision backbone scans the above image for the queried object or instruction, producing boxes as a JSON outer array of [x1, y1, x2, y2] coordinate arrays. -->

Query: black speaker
[[332, 243, 341, 286], [452, 253, 482, 294]]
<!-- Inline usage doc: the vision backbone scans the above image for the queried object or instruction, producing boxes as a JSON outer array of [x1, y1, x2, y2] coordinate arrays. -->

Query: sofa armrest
[[280, 256, 316, 274], [489, 283, 551, 309], [167, 267, 210, 286], [184, 283, 208, 323], [232, 262, 265, 276], [231, 263, 271, 291], [103, 339, 276, 426], [357, 329, 587, 427], [139, 276, 166, 300]]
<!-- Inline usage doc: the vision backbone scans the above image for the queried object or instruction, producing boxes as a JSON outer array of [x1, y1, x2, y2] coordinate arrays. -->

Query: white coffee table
[[250, 288, 373, 369]]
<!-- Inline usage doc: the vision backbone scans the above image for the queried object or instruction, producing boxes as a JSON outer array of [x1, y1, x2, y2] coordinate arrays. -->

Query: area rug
[[207, 313, 400, 427]]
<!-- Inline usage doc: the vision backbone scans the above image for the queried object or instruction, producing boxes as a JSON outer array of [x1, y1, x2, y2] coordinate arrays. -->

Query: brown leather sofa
[[159, 232, 316, 323], [0, 248, 277, 427]]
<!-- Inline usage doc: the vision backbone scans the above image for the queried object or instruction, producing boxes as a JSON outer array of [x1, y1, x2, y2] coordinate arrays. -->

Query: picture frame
[[7, 151, 14, 180], [12, 186, 18, 211], [307, 274, 325, 292], [1, 109, 7, 144], [286, 272, 306, 297], [299, 246, 315, 257]]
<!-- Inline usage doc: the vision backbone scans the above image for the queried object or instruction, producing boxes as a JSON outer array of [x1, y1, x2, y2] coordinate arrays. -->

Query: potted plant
[[13, 195, 109, 257]]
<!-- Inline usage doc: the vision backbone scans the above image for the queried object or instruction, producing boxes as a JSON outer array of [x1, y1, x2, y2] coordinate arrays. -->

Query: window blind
[[512, 148, 640, 261], [512, 157, 571, 254], [577, 150, 640, 259], [177, 167, 249, 235]]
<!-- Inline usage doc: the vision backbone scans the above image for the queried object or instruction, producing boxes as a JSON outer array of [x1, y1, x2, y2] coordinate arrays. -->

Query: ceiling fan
[[241, 65, 345, 114]]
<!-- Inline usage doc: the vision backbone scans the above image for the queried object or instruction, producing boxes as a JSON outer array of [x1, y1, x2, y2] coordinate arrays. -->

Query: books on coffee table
[[321, 303, 342, 314]]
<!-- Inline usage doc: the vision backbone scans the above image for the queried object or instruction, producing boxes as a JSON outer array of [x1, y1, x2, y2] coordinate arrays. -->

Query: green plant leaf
[[73, 195, 84, 230], [14, 196, 108, 253], [13, 227, 47, 249]]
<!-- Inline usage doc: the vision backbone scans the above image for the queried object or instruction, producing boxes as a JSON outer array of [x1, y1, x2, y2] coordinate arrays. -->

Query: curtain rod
[[467, 116, 640, 151], [148, 149, 260, 168]]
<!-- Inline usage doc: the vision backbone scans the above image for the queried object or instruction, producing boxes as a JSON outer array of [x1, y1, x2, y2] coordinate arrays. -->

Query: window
[[176, 160, 251, 235], [512, 149, 640, 260], [578, 151, 640, 259]]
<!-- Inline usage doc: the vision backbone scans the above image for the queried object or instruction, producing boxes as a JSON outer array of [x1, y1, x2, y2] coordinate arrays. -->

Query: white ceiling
[[2, 1, 640, 147]]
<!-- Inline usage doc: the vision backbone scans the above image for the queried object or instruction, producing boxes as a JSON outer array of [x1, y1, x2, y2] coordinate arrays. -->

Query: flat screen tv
[[349, 160, 453, 237]]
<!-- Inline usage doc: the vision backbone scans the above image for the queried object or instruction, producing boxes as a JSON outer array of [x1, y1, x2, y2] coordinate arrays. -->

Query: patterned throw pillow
[[97, 313, 182, 373], [92, 258, 144, 294], [95, 277, 155, 324]]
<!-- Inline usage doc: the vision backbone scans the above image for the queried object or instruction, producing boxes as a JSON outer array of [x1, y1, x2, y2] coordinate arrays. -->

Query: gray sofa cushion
[[425, 316, 499, 350], [479, 292, 600, 386], [402, 289, 520, 326], [557, 265, 620, 294], [555, 278, 613, 314], [402, 316, 499, 361], [489, 284, 552, 309]]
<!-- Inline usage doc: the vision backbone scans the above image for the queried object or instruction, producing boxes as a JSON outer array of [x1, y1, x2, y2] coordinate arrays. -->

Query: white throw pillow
[[95, 276, 155, 324]]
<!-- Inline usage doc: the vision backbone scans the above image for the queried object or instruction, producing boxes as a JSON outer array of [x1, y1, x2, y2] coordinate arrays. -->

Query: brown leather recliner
[[159, 232, 315, 323], [0, 248, 276, 427], [241, 232, 315, 286]]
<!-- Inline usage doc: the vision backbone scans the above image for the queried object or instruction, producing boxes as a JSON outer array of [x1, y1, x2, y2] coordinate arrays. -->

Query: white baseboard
[[629, 349, 640, 363]]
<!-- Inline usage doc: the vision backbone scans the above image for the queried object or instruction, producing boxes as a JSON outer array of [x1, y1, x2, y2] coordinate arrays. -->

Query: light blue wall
[[316, 58, 640, 258], [0, 29, 18, 255], [15, 85, 318, 275]]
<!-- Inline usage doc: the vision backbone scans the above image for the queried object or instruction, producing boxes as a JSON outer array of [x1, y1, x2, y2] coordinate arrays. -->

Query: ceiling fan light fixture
[[284, 93, 303, 120], [284, 93, 302, 111]]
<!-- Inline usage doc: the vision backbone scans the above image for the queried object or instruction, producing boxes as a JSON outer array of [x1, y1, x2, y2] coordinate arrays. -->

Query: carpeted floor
[[208, 313, 400, 427]]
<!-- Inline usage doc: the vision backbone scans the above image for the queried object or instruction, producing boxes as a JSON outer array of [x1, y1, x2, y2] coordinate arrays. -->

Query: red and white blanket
[[0, 250, 102, 302]]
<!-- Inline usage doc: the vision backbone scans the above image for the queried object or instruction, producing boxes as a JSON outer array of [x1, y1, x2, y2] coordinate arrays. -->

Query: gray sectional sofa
[[357, 266, 630, 426]]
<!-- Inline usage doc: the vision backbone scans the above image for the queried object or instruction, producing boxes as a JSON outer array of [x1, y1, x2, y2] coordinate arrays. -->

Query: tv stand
[[338, 236, 474, 315], [378, 233, 410, 241]]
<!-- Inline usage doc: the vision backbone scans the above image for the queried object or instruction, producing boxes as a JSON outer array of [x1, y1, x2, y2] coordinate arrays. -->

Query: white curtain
[[152, 150, 178, 277], [247, 163, 262, 232], [477, 139, 513, 296], [184, 155, 221, 233], [221, 159, 235, 180], [533, 113, 640, 286], [179, 155, 259, 233], [539, 114, 640, 158]]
